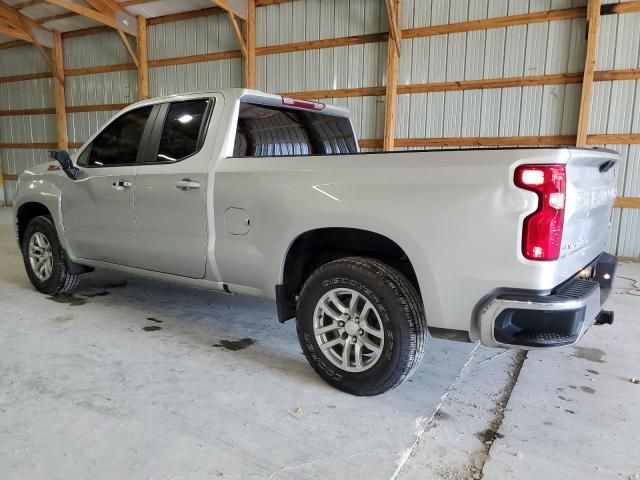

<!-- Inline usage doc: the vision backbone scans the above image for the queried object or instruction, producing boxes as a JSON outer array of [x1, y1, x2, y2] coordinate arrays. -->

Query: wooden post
[[53, 31, 68, 150], [576, 0, 602, 147], [137, 16, 149, 100], [383, 0, 401, 151], [245, 0, 256, 88]]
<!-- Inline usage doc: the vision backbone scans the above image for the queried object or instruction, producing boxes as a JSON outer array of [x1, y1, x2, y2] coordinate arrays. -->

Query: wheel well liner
[[277, 228, 420, 322], [16, 202, 52, 246]]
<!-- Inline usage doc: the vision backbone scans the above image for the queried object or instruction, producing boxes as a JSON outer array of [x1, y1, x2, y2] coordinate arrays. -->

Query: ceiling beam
[[0, 1, 54, 47], [41, 0, 137, 35], [210, 0, 248, 20], [0, 23, 31, 42]]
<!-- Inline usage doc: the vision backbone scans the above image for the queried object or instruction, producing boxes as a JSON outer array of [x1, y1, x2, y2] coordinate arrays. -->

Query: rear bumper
[[477, 252, 617, 349]]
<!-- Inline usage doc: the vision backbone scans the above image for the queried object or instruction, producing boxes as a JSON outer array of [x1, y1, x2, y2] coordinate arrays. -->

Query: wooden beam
[[148, 6, 225, 26], [602, 1, 640, 14], [65, 63, 137, 76], [0, 39, 29, 49], [117, 29, 138, 67], [257, 32, 388, 56], [383, 0, 400, 151], [0, 24, 31, 42], [85, 0, 127, 14], [588, 134, 640, 144], [136, 16, 148, 100], [0, 142, 59, 149], [384, 0, 401, 54], [0, 2, 54, 47], [0, 141, 82, 149], [66, 103, 129, 113], [228, 12, 247, 57], [148, 50, 242, 68], [62, 26, 112, 39], [403, 7, 586, 39], [0, 71, 52, 83], [245, 0, 255, 88], [281, 86, 387, 99], [53, 31, 67, 150], [0, 107, 56, 116], [360, 133, 640, 149], [576, 0, 602, 148], [614, 197, 640, 209], [210, 0, 248, 20], [41, 0, 137, 35]]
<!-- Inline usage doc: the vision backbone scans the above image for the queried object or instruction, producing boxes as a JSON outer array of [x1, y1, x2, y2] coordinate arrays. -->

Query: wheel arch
[[16, 201, 53, 247], [276, 227, 421, 322]]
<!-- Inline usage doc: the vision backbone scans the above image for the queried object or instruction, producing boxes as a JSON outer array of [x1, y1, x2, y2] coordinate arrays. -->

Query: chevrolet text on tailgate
[[13, 89, 619, 396]]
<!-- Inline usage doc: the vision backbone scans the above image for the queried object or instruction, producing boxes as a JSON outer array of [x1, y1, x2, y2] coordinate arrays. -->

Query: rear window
[[233, 102, 357, 157]]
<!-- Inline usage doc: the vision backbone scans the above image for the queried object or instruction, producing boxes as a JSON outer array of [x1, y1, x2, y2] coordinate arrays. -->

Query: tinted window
[[234, 102, 358, 157], [86, 106, 152, 167], [155, 100, 209, 162]]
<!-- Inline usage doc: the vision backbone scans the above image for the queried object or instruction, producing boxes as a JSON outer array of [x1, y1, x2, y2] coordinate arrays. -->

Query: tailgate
[[556, 148, 619, 282]]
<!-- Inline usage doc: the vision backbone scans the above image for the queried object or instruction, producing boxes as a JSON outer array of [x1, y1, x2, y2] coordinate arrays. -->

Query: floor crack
[[475, 350, 527, 479], [390, 343, 482, 480]]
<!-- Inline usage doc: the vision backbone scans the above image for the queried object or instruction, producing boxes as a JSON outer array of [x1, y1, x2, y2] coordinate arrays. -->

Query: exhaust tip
[[595, 310, 614, 325]]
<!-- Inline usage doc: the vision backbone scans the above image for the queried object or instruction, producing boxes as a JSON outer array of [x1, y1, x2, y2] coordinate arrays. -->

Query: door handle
[[175, 179, 201, 191], [112, 180, 132, 190]]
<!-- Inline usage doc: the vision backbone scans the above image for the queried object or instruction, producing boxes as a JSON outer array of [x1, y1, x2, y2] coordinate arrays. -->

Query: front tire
[[22, 215, 79, 295], [296, 257, 427, 396]]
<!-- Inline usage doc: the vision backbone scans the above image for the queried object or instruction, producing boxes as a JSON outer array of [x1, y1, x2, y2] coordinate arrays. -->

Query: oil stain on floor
[[143, 326, 162, 332], [99, 280, 128, 289], [212, 338, 255, 351], [571, 347, 607, 363], [46, 295, 87, 307], [82, 291, 110, 298]]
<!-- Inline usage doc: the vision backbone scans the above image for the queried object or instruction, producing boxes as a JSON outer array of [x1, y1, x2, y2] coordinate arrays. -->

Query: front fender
[[13, 170, 71, 254]]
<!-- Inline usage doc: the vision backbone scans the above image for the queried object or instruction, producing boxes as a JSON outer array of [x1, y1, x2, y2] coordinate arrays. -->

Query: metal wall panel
[[65, 70, 138, 106], [0, 0, 638, 254], [149, 59, 243, 97], [0, 78, 54, 110], [0, 148, 51, 175], [66, 110, 116, 144], [0, 115, 56, 143], [148, 13, 239, 61], [0, 44, 49, 76], [63, 31, 131, 69]]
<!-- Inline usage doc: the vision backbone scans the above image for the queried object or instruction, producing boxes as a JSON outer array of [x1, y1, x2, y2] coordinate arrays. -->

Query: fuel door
[[224, 207, 250, 235]]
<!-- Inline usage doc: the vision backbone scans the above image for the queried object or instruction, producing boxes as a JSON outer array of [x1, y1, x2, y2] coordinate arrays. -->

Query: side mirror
[[48, 150, 79, 180]]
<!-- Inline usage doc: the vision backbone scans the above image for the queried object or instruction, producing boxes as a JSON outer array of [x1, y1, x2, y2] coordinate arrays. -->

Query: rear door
[[62, 105, 156, 265], [131, 97, 214, 278]]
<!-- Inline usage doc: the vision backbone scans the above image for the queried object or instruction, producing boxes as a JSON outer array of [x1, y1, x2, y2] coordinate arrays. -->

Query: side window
[[86, 106, 153, 167], [234, 102, 358, 157], [235, 103, 311, 157], [154, 100, 209, 162]]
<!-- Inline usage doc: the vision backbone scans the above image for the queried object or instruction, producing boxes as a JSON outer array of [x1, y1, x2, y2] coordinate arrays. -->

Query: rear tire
[[296, 256, 427, 396], [22, 215, 79, 295]]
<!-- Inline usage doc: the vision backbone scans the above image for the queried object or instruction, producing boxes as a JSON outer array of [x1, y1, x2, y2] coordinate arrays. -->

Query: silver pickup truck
[[13, 88, 619, 396]]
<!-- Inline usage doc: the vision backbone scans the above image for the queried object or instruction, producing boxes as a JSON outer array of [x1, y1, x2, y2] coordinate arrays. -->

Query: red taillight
[[281, 96, 326, 111], [514, 164, 566, 261]]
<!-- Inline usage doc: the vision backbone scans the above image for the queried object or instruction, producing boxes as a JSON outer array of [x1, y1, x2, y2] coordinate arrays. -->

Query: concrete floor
[[0, 207, 638, 480]]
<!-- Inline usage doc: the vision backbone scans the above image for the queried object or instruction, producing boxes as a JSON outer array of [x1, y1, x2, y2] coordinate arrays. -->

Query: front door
[[131, 98, 213, 278], [62, 105, 155, 265]]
